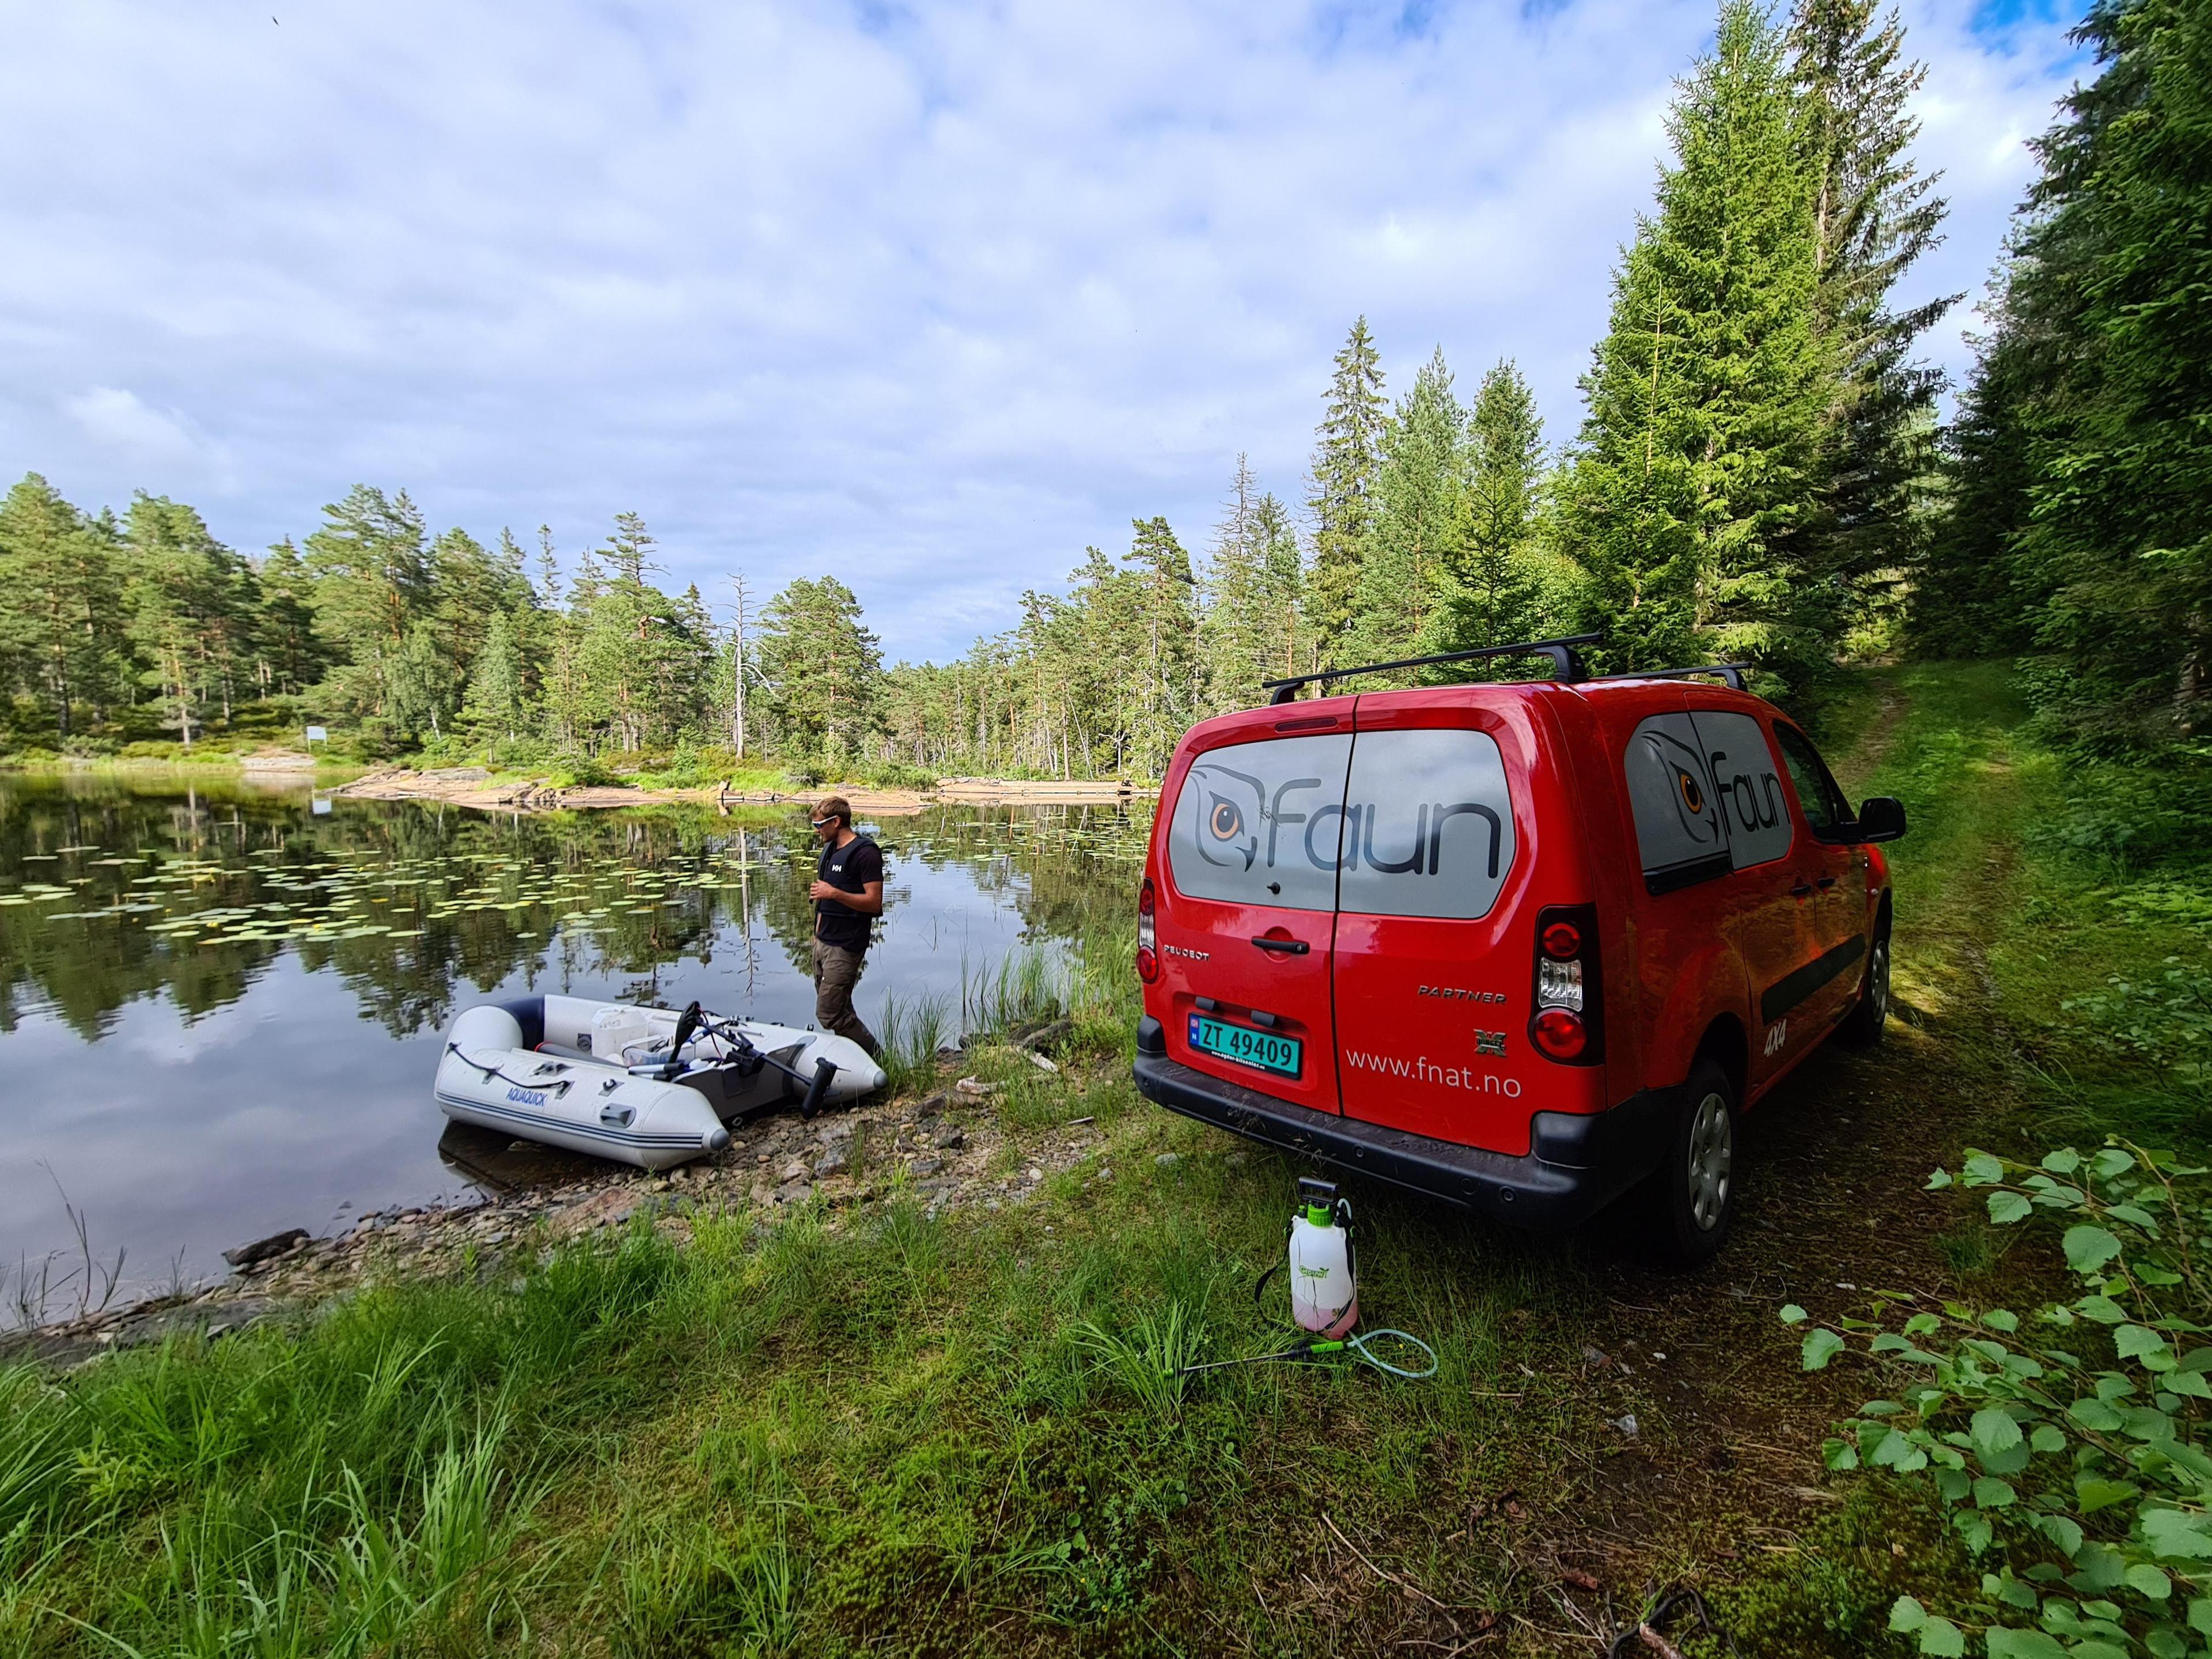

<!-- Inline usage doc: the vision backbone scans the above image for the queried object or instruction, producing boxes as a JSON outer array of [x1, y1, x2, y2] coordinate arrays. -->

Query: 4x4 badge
[[1474, 1030, 1507, 1057]]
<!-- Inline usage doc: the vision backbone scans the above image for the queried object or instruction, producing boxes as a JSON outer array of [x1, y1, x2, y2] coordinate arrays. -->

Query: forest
[[1, 0, 2203, 781]]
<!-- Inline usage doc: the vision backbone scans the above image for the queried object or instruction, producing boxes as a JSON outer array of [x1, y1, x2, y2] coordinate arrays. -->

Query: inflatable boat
[[434, 994, 887, 1171]]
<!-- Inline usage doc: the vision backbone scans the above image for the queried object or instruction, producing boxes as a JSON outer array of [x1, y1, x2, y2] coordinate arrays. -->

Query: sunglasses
[[810, 817, 835, 828]]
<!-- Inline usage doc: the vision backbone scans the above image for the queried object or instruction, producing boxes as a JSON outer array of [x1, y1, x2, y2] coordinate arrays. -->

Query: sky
[[1, 0, 2085, 665]]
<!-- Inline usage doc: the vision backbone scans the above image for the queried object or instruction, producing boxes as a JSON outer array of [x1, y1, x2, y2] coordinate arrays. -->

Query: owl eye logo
[[1676, 769, 1705, 815], [1209, 800, 1244, 841]]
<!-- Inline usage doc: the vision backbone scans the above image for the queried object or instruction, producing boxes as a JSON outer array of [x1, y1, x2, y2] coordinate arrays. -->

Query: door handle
[[1790, 881, 1815, 899], [1251, 936, 1310, 956], [1816, 876, 1836, 890]]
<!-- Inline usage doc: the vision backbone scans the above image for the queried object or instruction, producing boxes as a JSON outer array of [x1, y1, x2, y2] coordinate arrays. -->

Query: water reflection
[[0, 771, 1147, 1301]]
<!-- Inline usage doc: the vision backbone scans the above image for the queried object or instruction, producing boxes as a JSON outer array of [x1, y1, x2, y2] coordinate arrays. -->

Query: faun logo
[[1187, 760, 1502, 881]]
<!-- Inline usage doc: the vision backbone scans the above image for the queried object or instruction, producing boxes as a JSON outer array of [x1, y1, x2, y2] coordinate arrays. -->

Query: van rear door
[[1330, 694, 1541, 1153], [1154, 703, 1354, 1115]]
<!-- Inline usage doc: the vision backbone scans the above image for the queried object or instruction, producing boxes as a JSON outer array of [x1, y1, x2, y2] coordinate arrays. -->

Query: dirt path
[[1518, 676, 2032, 1646]]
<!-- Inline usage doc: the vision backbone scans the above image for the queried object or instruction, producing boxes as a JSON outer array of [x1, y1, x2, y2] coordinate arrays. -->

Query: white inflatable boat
[[434, 994, 887, 1171]]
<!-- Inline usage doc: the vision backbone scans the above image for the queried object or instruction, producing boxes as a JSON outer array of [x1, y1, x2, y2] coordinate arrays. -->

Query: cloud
[[0, 0, 2088, 661], [62, 388, 203, 463]]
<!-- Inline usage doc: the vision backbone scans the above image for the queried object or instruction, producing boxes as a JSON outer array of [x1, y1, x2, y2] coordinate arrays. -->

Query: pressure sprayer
[[1173, 1178, 1437, 1382]]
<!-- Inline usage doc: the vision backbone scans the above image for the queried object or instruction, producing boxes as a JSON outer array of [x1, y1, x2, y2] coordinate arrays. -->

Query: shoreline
[[331, 766, 1153, 814], [2, 1043, 1118, 1369]]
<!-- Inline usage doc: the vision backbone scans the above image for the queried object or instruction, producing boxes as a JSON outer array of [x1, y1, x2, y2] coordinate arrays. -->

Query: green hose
[[1171, 1326, 1437, 1381]]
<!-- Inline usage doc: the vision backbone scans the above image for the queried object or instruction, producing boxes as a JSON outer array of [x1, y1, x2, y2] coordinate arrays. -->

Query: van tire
[[1840, 922, 1892, 1048], [1639, 1059, 1737, 1268]]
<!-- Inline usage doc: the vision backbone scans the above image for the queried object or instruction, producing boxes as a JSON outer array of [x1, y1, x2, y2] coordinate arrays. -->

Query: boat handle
[[600, 1103, 635, 1127], [1251, 936, 1310, 956]]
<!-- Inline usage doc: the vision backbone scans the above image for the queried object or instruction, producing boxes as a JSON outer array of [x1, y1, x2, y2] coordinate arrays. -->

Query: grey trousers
[[811, 939, 880, 1058]]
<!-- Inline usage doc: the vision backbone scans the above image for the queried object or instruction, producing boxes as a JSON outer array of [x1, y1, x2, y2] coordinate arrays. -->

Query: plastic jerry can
[[591, 1005, 657, 1064], [1289, 1179, 1358, 1338]]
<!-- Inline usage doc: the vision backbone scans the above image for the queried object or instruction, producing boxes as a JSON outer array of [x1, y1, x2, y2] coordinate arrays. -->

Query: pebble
[[815, 1150, 849, 1177], [931, 1127, 965, 1150], [1612, 1415, 1639, 1438], [1025, 1166, 1043, 1183], [910, 1158, 943, 1177], [1155, 1153, 1180, 1169]]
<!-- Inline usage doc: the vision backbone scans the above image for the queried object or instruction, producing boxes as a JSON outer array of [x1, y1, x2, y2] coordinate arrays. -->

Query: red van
[[1131, 636, 1906, 1264]]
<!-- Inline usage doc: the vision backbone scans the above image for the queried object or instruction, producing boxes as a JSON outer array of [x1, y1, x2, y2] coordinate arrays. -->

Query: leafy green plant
[[1787, 1142, 2212, 1656], [2064, 961, 2212, 1097]]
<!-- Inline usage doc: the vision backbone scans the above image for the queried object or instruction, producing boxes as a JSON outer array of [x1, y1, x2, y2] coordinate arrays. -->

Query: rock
[[930, 1126, 965, 1150], [546, 1190, 637, 1239], [814, 1150, 848, 1178], [1027, 1052, 1059, 1074], [779, 1158, 810, 1183], [224, 1228, 310, 1268], [1025, 1166, 1043, 1183], [775, 1181, 813, 1205], [955, 1077, 997, 1100], [910, 1158, 944, 1178], [1154, 1153, 1180, 1170], [915, 1092, 950, 1116], [1611, 1415, 1639, 1438]]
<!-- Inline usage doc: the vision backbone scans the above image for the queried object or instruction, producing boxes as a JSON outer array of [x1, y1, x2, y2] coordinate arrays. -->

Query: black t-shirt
[[814, 834, 884, 950]]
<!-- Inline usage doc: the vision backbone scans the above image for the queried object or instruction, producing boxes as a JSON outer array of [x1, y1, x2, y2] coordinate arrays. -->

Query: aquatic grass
[[876, 990, 951, 1096]]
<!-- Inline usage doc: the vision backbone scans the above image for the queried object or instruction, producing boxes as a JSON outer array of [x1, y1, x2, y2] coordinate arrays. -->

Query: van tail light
[[1529, 903, 1603, 1065], [1137, 879, 1158, 983]]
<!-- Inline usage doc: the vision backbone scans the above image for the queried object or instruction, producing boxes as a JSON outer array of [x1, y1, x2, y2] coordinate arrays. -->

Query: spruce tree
[[753, 577, 884, 764], [459, 610, 527, 742], [1788, 0, 1952, 649], [1348, 347, 1466, 675], [1198, 456, 1271, 713], [1441, 360, 1550, 662], [1305, 319, 1387, 658], [2006, 0, 2212, 742], [1564, 0, 1832, 680], [1253, 492, 1308, 680], [1122, 516, 1198, 773]]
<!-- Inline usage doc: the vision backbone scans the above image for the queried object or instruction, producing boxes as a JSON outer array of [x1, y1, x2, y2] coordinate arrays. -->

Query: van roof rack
[[1260, 633, 1603, 706], [1588, 663, 1752, 691]]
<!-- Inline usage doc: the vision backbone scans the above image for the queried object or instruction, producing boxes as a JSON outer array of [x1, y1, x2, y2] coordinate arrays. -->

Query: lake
[[0, 770, 1147, 1314]]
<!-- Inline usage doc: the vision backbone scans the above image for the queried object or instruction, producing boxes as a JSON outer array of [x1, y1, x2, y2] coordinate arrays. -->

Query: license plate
[[1188, 1014, 1301, 1077]]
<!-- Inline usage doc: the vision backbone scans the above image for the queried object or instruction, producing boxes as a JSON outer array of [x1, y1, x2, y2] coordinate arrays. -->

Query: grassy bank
[[5, 660, 2209, 1657]]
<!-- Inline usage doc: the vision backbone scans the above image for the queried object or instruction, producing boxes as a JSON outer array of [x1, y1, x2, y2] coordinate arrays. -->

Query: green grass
[[10, 661, 2212, 1656]]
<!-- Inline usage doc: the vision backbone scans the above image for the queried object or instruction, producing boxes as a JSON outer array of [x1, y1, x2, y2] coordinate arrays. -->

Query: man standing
[[806, 796, 884, 1058]]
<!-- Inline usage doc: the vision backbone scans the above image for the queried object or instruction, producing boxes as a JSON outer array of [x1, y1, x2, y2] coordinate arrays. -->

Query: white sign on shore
[[305, 726, 328, 743]]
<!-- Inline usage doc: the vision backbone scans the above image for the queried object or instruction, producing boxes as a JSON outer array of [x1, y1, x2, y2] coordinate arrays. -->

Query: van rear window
[[1164, 726, 1518, 919], [1338, 728, 1517, 919], [1624, 710, 1792, 892], [1166, 733, 1353, 913]]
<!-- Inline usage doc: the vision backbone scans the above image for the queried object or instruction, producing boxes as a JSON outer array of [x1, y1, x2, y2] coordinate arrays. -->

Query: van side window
[[1164, 733, 1352, 913], [1624, 713, 1731, 893], [1774, 723, 1848, 836], [1690, 710, 1794, 869], [1337, 728, 1518, 919]]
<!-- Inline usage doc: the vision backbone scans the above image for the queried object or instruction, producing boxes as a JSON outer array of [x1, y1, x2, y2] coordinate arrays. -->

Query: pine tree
[[1563, 0, 1833, 680], [753, 577, 884, 763], [1122, 516, 1199, 774], [0, 474, 124, 740], [120, 495, 249, 747], [1305, 319, 1387, 658], [1348, 348, 1467, 675], [302, 486, 433, 729]]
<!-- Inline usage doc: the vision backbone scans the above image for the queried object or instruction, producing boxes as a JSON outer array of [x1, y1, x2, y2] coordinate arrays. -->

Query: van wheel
[[1641, 1059, 1736, 1268], [1840, 924, 1891, 1048]]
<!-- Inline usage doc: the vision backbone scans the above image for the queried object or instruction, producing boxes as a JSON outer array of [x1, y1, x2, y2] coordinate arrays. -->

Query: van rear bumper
[[1132, 1031, 1671, 1230]]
